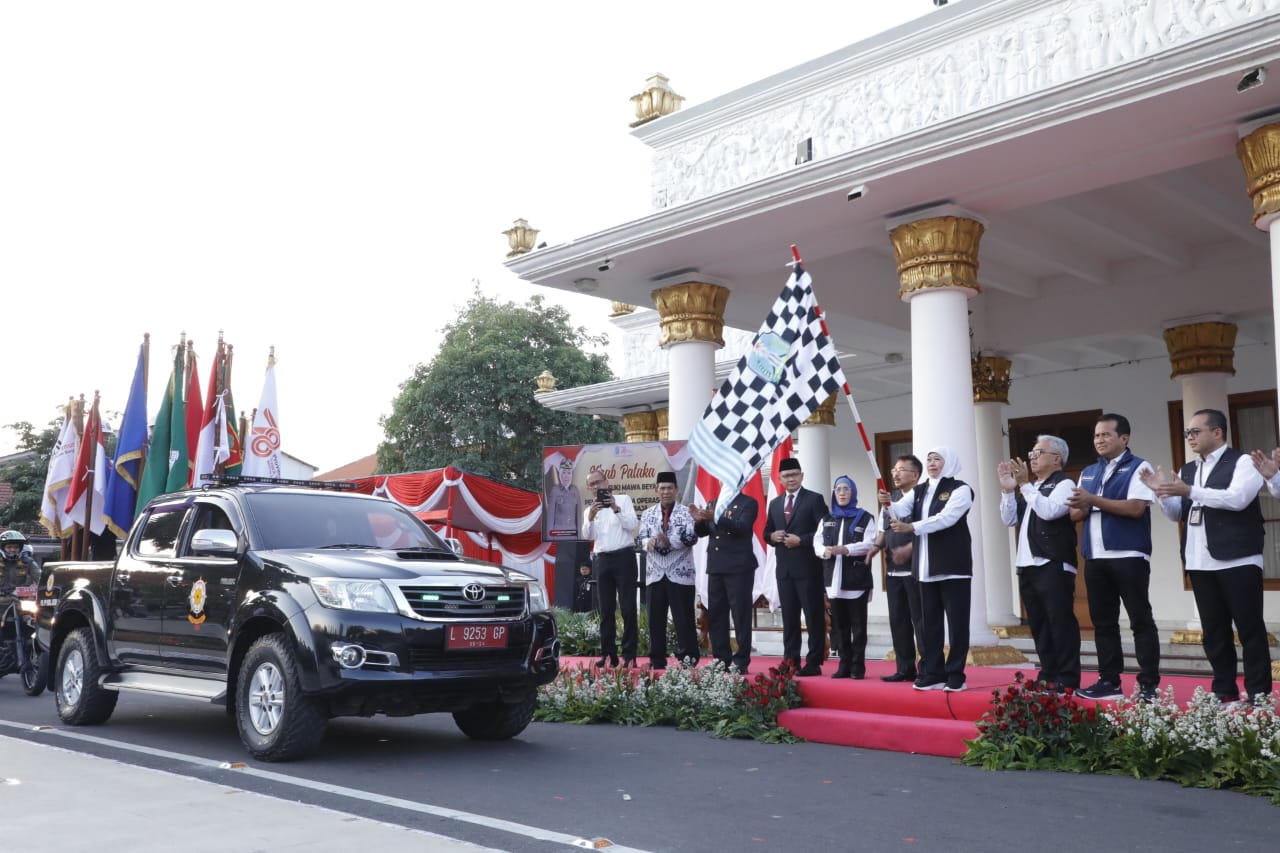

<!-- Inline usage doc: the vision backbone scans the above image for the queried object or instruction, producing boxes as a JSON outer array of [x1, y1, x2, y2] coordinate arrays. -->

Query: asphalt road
[[1, 680, 1278, 852]]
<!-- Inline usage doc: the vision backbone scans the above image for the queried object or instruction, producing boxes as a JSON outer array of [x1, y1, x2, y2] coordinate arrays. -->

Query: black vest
[[911, 477, 972, 579], [1013, 470, 1078, 568], [820, 511, 873, 590], [1179, 447, 1265, 562]]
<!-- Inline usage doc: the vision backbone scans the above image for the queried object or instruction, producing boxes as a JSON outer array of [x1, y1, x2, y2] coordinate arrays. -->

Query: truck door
[[161, 500, 242, 672], [113, 499, 190, 666]]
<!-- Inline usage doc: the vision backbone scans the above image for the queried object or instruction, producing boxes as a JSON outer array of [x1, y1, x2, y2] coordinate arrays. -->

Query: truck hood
[[259, 548, 535, 584]]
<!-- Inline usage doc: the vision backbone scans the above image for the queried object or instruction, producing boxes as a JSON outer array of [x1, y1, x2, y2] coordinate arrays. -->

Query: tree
[[0, 421, 60, 531], [378, 293, 622, 489]]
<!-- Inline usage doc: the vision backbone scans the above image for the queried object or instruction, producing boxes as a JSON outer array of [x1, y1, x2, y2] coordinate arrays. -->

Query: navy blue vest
[[1078, 449, 1153, 559], [911, 477, 972, 579], [1179, 447, 1265, 563], [1012, 470, 1077, 567], [820, 511, 873, 590]]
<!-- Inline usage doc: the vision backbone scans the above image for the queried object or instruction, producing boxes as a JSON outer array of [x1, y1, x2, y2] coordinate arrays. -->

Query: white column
[[909, 288, 998, 646], [797, 422, 831, 493], [667, 341, 717, 441], [975, 400, 1018, 625]]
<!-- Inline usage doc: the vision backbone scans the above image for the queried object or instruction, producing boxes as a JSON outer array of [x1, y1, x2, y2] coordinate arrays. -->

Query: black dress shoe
[[880, 672, 914, 683], [595, 654, 619, 668], [797, 664, 823, 677], [832, 665, 851, 679], [621, 657, 637, 668]]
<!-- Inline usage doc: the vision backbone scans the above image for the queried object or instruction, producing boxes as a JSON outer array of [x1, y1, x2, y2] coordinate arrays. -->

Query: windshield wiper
[[318, 543, 378, 550]]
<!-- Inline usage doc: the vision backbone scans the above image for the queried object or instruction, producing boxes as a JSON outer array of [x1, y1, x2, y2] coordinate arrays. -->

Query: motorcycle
[[0, 585, 46, 696]]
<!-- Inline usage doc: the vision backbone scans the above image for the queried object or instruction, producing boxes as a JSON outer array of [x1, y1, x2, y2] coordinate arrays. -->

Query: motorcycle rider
[[1, 530, 39, 588]]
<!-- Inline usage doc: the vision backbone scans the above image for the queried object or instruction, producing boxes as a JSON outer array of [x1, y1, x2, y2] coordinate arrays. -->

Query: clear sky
[[2, 1, 942, 473]]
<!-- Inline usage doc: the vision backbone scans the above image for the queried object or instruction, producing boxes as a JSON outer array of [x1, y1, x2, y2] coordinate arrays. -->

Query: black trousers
[[1085, 556, 1160, 687], [1189, 566, 1273, 700], [1018, 565, 1081, 689], [594, 549, 638, 659], [886, 573, 922, 676], [918, 578, 970, 684], [707, 571, 754, 671], [647, 577, 699, 667], [829, 595, 869, 676], [777, 571, 826, 668]]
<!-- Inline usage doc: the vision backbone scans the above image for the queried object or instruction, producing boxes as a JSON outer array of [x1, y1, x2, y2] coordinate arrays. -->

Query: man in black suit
[[692, 491, 759, 674], [764, 458, 828, 676]]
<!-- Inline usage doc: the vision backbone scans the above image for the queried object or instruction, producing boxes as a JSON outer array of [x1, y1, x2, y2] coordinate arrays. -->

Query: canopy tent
[[347, 467, 553, 590]]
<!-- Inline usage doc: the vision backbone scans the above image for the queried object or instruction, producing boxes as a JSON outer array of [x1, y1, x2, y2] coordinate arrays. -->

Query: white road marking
[[0, 719, 651, 853]]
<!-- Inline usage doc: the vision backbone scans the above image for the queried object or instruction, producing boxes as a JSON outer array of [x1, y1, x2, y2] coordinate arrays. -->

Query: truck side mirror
[[190, 529, 240, 557], [444, 537, 464, 557]]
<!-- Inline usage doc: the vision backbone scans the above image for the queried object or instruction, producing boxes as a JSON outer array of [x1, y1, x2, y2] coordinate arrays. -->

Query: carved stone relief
[[650, 0, 1278, 210]]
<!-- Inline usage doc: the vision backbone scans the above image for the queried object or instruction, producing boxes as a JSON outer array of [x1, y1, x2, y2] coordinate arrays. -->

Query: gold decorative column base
[[991, 625, 1032, 640], [967, 645, 1030, 666], [622, 411, 659, 443], [1171, 629, 1278, 645]]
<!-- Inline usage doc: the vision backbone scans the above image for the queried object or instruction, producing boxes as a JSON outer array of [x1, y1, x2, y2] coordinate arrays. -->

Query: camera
[[596, 488, 612, 504], [597, 259, 614, 272]]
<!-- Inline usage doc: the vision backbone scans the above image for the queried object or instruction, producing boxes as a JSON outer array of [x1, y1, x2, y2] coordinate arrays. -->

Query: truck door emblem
[[188, 577, 208, 626]]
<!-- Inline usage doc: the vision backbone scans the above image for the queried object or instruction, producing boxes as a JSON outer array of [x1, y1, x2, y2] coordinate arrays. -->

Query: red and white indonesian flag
[[40, 416, 79, 536], [193, 390, 231, 487], [242, 357, 282, 478], [64, 402, 108, 535], [688, 267, 845, 518]]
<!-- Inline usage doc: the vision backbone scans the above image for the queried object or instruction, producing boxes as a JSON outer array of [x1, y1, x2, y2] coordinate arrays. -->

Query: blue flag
[[104, 343, 149, 538]]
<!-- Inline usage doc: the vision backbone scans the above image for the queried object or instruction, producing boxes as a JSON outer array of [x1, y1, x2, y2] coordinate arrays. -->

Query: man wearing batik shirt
[[638, 471, 700, 670]]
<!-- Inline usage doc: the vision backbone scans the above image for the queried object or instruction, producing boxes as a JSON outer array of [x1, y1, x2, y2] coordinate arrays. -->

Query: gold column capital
[[1237, 122, 1280, 228], [655, 407, 669, 441], [622, 411, 659, 443], [888, 216, 984, 300], [802, 393, 838, 427], [972, 355, 1012, 404], [651, 282, 728, 348], [610, 302, 637, 317], [1162, 321, 1237, 379]]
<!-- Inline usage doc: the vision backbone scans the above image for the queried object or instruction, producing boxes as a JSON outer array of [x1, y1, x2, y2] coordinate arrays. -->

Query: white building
[[509, 0, 1280, 645]]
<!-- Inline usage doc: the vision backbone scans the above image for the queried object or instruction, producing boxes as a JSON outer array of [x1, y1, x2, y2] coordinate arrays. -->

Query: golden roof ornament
[[503, 218, 539, 258], [630, 74, 684, 128]]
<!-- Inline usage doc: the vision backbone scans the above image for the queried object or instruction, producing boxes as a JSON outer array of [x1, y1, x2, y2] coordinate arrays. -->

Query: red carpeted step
[[796, 671, 1013, 720], [778, 707, 977, 757]]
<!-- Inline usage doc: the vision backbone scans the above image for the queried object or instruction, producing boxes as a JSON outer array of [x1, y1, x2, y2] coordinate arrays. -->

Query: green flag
[[165, 345, 192, 492], [136, 345, 182, 512]]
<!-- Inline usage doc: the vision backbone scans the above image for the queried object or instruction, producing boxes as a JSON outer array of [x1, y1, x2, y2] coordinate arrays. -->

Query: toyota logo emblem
[[462, 583, 485, 602]]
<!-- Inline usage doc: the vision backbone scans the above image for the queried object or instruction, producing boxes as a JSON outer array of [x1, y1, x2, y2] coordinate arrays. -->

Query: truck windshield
[[244, 492, 450, 552]]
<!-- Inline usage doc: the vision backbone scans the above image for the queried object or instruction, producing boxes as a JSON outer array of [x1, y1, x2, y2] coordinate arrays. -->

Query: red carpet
[[559, 654, 1259, 758]]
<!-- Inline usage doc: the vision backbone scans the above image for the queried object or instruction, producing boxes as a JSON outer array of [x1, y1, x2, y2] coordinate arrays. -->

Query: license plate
[[13, 586, 36, 598], [445, 624, 508, 650]]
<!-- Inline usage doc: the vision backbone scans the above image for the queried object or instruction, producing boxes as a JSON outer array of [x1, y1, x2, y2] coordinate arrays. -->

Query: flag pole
[[137, 333, 151, 489], [789, 244, 887, 496], [213, 332, 226, 478], [72, 394, 86, 560], [81, 391, 101, 560]]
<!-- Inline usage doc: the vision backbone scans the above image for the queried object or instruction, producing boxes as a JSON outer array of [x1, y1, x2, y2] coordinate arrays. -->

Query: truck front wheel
[[55, 628, 118, 724], [453, 691, 537, 740], [236, 634, 327, 761]]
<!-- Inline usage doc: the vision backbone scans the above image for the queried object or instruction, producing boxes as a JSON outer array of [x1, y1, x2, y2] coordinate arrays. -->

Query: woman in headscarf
[[878, 446, 974, 692], [815, 475, 878, 678]]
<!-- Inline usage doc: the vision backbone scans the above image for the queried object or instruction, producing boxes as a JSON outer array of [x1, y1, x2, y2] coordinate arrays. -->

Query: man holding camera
[[583, 470, 640, 668]]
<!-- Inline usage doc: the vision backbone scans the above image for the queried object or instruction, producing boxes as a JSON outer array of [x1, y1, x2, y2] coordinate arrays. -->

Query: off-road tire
[[453, 691, 538, 740], [55, 628, 118, 724], [236, 634, 327, 761]]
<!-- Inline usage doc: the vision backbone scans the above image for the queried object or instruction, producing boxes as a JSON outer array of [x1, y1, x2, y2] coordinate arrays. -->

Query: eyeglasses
[[1183, 428, 1212, 439], [1027, 449, 1059, 459], [833, 485, 853, 493]]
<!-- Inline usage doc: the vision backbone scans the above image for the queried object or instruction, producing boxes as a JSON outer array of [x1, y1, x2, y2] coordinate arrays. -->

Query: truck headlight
[[311, 579, 397, 613], [525, 580, 550, 614]]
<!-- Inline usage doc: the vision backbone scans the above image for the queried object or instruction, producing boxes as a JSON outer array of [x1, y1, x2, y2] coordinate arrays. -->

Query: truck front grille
[[398, 584, 526, 620]]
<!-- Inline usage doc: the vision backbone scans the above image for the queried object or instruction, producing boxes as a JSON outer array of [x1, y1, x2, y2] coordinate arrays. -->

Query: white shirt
[[1086, 457, 1154, 560], [1267, 471, 1280, 499], [999, 477, 1076, 573], [812, 512, 879, 600], [1154, 446, 1264, 571], [888, 479, 973, 582], [582, 493, 639, 553]]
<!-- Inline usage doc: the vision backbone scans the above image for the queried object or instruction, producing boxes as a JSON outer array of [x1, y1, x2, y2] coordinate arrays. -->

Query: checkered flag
[[688, 267, 845, 516]]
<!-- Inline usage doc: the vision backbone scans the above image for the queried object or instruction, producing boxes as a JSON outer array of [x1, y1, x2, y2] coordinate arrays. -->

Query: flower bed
[[535, 659, 804, 743], [962, 672, 1280, 804]]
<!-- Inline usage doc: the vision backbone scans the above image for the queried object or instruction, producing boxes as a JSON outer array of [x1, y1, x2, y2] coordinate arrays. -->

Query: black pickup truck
[[37, 481, 559, 760]]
